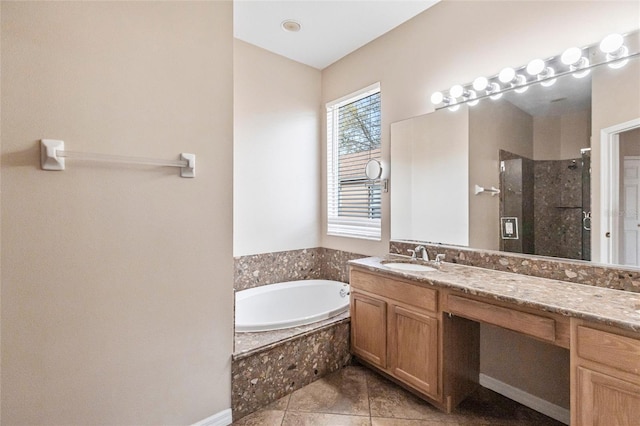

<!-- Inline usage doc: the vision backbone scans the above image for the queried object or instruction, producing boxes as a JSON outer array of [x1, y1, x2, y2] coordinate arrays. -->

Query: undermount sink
[[382, 262, 437, 272]]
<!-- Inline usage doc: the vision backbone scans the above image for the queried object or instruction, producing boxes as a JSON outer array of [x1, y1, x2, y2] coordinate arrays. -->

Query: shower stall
[[499, 149, 591, 261]]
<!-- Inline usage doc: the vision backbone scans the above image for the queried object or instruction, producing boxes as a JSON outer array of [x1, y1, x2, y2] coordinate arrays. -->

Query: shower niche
[[499, 149, 591, 261]]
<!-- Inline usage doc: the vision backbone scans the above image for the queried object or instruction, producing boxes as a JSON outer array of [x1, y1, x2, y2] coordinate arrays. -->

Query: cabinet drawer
[[447, 295, 556, 342], [351, 269, 438, 312], [577, 326, 640, 376]]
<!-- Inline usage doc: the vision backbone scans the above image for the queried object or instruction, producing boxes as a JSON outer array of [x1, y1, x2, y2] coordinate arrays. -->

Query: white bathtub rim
[[235, 279, 350, 333]]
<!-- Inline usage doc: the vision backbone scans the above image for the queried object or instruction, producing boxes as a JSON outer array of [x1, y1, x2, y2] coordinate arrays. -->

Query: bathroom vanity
[[348, 256, 640, 425]]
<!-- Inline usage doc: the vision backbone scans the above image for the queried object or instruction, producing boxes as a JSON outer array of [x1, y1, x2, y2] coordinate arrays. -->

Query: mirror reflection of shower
[[499, 148, 591, 261]]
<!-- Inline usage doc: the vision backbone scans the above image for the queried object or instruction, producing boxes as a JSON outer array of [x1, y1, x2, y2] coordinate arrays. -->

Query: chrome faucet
[[435, 253, 446, 265], [414, 245, 429, 261]]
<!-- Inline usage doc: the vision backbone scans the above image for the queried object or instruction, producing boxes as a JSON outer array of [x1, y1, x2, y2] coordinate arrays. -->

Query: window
[[327, 83, 382, 240]]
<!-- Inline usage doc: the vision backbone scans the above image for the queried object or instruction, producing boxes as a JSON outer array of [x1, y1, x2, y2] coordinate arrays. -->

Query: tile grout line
[[364, 365, 373, 425]]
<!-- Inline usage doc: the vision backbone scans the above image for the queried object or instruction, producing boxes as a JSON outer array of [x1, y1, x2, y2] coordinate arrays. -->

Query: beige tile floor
[[232, 365, 564, 426]]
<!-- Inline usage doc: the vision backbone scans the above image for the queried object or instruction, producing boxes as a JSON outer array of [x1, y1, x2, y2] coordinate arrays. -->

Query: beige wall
[[621, 128, 640, 157], [321, 0, 640, 257], [234, 40, 321, 256], [469, 100, 533, 250], [481, 325, 570, 409], [534, 109, 591, 161], [1, 2, 233, 424]]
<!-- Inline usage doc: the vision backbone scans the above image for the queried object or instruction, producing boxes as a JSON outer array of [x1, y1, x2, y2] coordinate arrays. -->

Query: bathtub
[[235, 280, 350, 332]]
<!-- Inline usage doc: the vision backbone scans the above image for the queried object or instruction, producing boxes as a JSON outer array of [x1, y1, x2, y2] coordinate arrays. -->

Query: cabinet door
[[389, 304, 439, 398], [576, 366, 640, 426], [351, 292, 387, 368]]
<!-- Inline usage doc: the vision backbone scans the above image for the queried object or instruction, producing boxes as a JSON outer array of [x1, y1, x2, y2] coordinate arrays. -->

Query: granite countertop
[[349, 255, 640, 333]]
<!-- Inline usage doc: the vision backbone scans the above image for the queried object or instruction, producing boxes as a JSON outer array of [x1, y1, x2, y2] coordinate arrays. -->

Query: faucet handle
[[435, 254, 446, 264], [407, 249, 416, 259], [414, 245, 429, 261]]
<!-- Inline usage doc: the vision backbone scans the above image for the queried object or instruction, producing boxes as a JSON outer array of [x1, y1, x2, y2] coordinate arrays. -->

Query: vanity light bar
[[431, 32, 638, 111]]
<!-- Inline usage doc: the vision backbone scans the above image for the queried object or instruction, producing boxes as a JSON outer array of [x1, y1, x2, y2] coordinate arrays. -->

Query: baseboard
[[191, 408, 232, 426], [479, 374, 570, 425]]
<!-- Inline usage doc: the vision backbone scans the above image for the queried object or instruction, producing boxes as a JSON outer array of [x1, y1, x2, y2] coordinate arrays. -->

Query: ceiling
[[234, 0, 439, 70]]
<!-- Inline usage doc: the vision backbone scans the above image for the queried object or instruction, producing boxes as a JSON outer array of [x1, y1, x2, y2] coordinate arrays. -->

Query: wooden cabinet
[[575, 367, 640, 425], [351, 287, 440, 397], [572, 321, 640, 425], [351, 291, 387, 369], [350, 263, 640, 424], [350, 269, 442, 401], [388, 304, 439, 397]]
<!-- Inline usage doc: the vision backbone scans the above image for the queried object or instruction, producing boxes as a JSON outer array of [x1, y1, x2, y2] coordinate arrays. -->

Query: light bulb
[[600, 33, 624, 53], [466, 89, 479, 106], [526, 59, 556, 87], [473, 77, 488, 91], [514, 75, 528, 93], [540, 67, 557, 87], [561, 47, 583, 65], [572, 57, 591, 78], [526, 59, 545, 76], [431, 91, 444, 105], [488, 82, 502, 100], [573, 68, 591, 78], [448, 103, 460, 112], [450, 84, 464, 99], [608, 52, 629, 69], [499, 67, 516, 83]]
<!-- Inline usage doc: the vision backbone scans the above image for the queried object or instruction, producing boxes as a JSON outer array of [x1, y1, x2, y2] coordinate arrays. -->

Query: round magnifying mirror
[[365, 159, 383, 180]]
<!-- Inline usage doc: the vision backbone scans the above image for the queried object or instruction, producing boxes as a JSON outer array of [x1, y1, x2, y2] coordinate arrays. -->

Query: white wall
[[321, 0, 640, 256], [391, 107, 469, 245], [1, 2, 233, 424], [234, 40, 322, 256]]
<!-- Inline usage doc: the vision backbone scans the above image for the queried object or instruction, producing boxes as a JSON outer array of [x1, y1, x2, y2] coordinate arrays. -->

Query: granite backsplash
[[390, 240, 640, 293]]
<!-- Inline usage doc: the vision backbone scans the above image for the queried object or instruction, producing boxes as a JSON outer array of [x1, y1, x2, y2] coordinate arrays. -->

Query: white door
[[622, 158, 640, 266]]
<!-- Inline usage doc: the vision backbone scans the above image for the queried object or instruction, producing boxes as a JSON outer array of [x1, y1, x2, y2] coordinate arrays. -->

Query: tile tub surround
[[234, 248, 322, 291], [232, 248, 361, 420], [234, 248, 365, 290], [234, 311, 350, 356], [390, 240, 640, 293], [231, 319, 351, 421], [352, 255, 640, 333]]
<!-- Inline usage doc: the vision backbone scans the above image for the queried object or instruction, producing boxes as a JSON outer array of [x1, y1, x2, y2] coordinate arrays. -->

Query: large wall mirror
[[391, 32, 640, 267]]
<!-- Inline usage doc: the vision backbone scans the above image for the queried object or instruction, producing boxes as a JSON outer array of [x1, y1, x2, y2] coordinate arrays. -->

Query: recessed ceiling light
[[281, 20, 301, 33]]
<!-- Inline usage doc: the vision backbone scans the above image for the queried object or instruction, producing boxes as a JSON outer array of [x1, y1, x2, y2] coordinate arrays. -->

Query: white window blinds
[[327, 83, 381, 240]]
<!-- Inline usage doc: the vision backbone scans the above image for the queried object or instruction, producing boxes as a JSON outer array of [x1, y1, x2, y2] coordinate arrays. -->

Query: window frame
[[326, 82, 382, 241]]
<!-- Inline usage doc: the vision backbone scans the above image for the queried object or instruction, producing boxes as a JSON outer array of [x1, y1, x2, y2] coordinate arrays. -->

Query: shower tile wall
[[534, 159, 583, 259]]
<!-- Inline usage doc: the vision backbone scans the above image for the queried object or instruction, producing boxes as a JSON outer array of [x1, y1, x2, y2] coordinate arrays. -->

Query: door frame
[[600, 118, 640, 264]]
